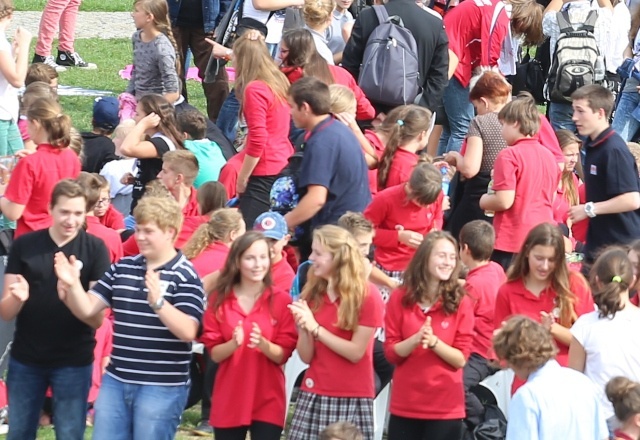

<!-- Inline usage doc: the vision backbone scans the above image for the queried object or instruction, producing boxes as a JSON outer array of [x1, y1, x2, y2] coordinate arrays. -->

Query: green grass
[[46, 38, 207, 132], [14, 0, 133, 12]]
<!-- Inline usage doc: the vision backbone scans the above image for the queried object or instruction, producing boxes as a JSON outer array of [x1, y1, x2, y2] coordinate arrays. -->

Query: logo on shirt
[[305, 378, 315, 389], [159, 280, 170, 298], [441, 320, 450, 329], [590, 165, 597, 175], [74, 259, 84, 271]]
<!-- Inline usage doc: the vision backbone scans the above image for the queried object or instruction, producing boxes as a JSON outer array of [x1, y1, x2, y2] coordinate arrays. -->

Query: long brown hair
[[555, 129, 582, 205], [138, 94, 184, 150], [233, 32, 290, 107], [27, 97, 72, 148], [281, 29, 334, 85], [508, 0, 544, 46], [377, 104, 432, 190], [508, 223, 581, 327], [134, 0, 182, 78], [402, 231, 465, 314], [211, 231, 273, 313], [301, 225, 367, 331]]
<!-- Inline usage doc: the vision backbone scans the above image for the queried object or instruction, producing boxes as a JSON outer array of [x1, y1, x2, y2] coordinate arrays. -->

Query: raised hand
[[288, 300, 317, 332], [8, 275, 28, 303], [233, 320, 244, 346], [140, 113, 160, 130], [421, 316, 435, 349], [54, 252, 80, 287], [248, 322, 263, 349]]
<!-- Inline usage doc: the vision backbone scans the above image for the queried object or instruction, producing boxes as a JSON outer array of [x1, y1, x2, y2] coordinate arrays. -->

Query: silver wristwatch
[[584, 202, 597, 218], [150, 297, 165, 311]]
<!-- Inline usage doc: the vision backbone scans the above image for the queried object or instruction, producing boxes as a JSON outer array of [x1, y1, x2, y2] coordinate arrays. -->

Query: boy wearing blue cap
[[81, 97, 119, 174], [253, 211, 295, 293]]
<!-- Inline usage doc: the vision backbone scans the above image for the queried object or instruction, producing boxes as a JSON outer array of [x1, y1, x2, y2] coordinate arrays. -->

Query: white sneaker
[[32, 54, 67, 73]]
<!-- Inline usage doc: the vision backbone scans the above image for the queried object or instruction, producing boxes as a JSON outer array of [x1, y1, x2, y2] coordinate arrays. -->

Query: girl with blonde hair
[[288, 225, 384, 440], [303, 0, 337, 64], [232, 32, 294, 228]]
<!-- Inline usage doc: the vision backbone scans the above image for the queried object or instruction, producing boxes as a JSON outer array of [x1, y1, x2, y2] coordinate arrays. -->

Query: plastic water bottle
[[485, 178, 495, 218], [594, 56, 605, 83], [440, 166, 450, 195]]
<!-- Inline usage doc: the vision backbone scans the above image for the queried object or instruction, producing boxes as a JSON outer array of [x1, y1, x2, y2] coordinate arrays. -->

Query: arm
[[211, 338, 240, 363], [0, 28, 31, 88], [427, 336, 467, 369], [596, 0, 613, 11], [369, 265, 400, 290], [341, 13, 368, 80], [119, 114, 163, 159], [315, 324, 376, 363], [0, 198, 25, 222], [593, 192, 640, 215], [295, 328, 315, 364], [544, 0, 562, 13], [549, 322, 573, 346], [284, 185, 328, 228], [422, 31, 449, 111], [479, 190, 515, 212], [448, 136, 483, 179], [157, 39, 180, 102], [237, 154, 260, 193], [567, 336, 587, 372], [0, 274, 27, 321], [335, 113, 378, 168], [252, 0, 304, 11], [448, 50, 459, 80]]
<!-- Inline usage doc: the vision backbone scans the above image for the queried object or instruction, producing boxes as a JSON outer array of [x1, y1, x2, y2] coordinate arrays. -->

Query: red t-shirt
[[364, 184, 444, 271], [552, 173, 580, 225], [243, 81, 293, 176], [382, 148, 418, 191], [465, 262, 506, 359], [86, 216, 123, 264], [443, 0, 510, 86], [190, 241, 230, 278], [573, 183, 588, 244], [182, 187, 200, 217], [494, 272, 594, 391], [6, 144, 81, 238], [384, 288, 474, 419], [201, 287, 297, 428], [492, 138, 559, 252], [301, 284, 384, 398], [219, 152, 245, 199], [98, 204, 125, 231], [365, 130, 385, 195], [272, 253, 295, 293]]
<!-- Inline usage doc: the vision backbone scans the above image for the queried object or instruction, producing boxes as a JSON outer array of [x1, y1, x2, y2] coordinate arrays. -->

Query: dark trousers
[[172, 26, 230, 121], [463, 353, 494, 428], [214, 421, 282, 440], [201, 354, 218, 421], [238, 175, 278, 228], [491, 250, 515, 272], [373, 339, 394, 395], [388, 415, 463, 440]]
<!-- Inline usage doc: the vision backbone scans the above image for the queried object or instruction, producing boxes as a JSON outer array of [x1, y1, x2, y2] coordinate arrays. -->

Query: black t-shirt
[[131, 136, 174, 211], [81, 132, 119, 174], [584, 127, 640, 259], [177, 0, 204, 28], [6, 229, 111, 367]]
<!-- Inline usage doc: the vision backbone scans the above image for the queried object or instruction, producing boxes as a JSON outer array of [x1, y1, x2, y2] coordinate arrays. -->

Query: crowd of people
[[1, 0, 640, 437]]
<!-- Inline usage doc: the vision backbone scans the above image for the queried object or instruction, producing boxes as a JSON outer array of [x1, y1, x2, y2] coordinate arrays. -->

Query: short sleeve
[[90, 239, 112, 283], [170, 272, 205, 323], [148, 137, 173, 157], [569, 313, 591, 348], [5, 235, 24, 275], [569, 272, 596, 317], [89, 264, 118, 306], [452, 296, 475, 358], [605, 146, 640, 197], [492, 150, 518, 191], [467, 117, 482, 139], [0, 35, 10, 53], [5, 156, 35, 205], [542, 11, 558, 38], [358, 284, 384, 328], [298, 141, 339, 191]]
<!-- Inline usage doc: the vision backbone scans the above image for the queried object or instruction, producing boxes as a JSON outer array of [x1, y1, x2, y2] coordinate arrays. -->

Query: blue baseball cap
[[93, 96, 119, 131], [254, 211, 288, 240]]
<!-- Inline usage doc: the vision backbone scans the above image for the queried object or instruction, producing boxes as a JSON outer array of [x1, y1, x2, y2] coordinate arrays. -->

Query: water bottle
[[440, 166, 450, 196], [594, 55, 605, 83], [485, 178, 495, 218]]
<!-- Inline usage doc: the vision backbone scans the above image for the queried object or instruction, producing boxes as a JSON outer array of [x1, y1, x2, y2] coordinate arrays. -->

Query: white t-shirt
[[0, 31, 19, 122], [571, 306, 640, 420], [605, 2, 631, 73]]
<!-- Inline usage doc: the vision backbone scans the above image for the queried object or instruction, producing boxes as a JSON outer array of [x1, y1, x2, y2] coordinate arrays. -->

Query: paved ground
[[9, 11, 135, 39]]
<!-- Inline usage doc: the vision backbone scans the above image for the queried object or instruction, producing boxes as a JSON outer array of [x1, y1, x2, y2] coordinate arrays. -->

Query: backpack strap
[[556, 10, 574, 34], [582, 10, 598, 33], [372, 4, 390, 25]]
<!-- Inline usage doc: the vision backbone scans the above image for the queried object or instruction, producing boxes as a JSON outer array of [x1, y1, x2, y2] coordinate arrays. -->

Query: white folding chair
[[479, 369, 515, 419], [284, 350, 309, 423], [373, 383, 391, 440]]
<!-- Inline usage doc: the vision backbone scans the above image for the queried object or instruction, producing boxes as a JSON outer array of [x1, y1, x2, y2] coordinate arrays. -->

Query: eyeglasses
[[96, 198, 110, 206]]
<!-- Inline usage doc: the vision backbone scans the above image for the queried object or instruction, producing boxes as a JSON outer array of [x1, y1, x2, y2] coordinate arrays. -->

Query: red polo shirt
[[98, 204, 125, 231], [494, 271, 594, 368], [300, 284, 384, 398], [492, 138, 559, 252], [382, 148, 418, 191], [465, 262, 506, 359], [86, 216, 123, 263], [272, 253, 295, 293], [201, 287, 297, 428], [5, 144, 81, 238], [182, 187, 199, 217], [365, 184, 444, 271], [219, 152, 245, 199], [190, 241, 230, 278], [384, 288, 474, 419]]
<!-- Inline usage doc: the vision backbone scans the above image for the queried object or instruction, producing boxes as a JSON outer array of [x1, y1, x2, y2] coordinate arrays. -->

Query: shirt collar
[[528, 359, 560, 381], [585, 127, 615, 149], [141, 250, 183, 271]]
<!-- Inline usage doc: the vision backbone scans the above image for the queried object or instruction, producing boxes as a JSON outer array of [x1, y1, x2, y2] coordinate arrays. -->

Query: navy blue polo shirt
[[298, 116, 371, 227], [584, 127, 640, 259]]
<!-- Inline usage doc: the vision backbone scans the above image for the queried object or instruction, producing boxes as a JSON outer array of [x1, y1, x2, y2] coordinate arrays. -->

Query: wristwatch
[[150, 297, 165, 311], [584, 202, 597, 218]]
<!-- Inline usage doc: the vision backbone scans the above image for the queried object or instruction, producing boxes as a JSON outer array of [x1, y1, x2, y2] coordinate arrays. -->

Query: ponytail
[[182, 209, 244, 260], [606, 376, 640, 423], [26, 97, 71, 148], [589, 247, 634, 318]]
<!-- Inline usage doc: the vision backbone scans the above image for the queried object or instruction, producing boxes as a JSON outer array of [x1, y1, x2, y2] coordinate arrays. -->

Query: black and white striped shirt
[[90, 252, 204, 386]]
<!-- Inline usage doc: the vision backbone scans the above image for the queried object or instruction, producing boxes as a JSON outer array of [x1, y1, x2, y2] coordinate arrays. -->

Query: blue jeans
[[548, 101, 576, 132], [7, 357, 92, 440], [438, 77, 474, 155], [612, 91, 640, 141], [216, 88, 240, 143], [92, 374, 190, 440]]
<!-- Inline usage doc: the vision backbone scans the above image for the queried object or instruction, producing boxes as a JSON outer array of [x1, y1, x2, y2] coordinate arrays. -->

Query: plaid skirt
[[287, 391, 374, 440], [374, 265, 404, 342]]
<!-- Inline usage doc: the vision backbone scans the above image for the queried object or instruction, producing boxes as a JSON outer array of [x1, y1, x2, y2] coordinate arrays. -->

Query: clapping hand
[[54, 252, 80, 288], [288, 300, 317, 332], [233, 320, 244, 346], [248, 322, 263, 349], [8, 275, 28, 303], [421, 316, 435, 349]]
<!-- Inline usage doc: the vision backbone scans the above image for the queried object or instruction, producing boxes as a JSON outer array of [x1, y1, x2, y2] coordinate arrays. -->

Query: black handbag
[[508, 47, 546, 104]]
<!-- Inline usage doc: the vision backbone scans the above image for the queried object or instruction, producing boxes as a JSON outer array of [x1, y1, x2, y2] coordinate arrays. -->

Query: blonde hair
[[26, 97, 71, 148], [21, 81, 57, 116], [182, 209, 244, 259], [329, 84, 357, 115], [134, 0, 181, 80], [69, 127, 84, 161], [162, 150, 199, 187], [0, 0, 14, 21], [113, 119, 136, 142], [303, 0, 335, 29], [301, 225, 367, 331], [133, 196, 183, 239], [556, 129, 582, 206], [233, 32, 290, 108]]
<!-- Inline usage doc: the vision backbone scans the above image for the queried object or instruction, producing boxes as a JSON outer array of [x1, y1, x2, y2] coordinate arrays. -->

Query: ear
[[176, 173, 185, 185], [633, 412, 640, 427]]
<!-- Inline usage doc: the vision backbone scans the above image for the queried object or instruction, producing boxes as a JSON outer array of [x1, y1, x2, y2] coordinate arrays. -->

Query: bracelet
[[428, 337, 439, 349], [312, 325, 321, 339]]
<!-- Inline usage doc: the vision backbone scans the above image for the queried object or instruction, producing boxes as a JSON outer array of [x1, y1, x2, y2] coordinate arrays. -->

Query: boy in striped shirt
[[54, 195, 205, 440]]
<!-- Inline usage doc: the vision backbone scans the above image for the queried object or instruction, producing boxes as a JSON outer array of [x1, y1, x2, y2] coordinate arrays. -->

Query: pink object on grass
[[119, 65, 235, 83]]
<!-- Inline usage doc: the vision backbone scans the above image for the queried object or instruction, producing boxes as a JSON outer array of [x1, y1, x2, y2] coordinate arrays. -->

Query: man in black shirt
[[0, 179, 110, 440]]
